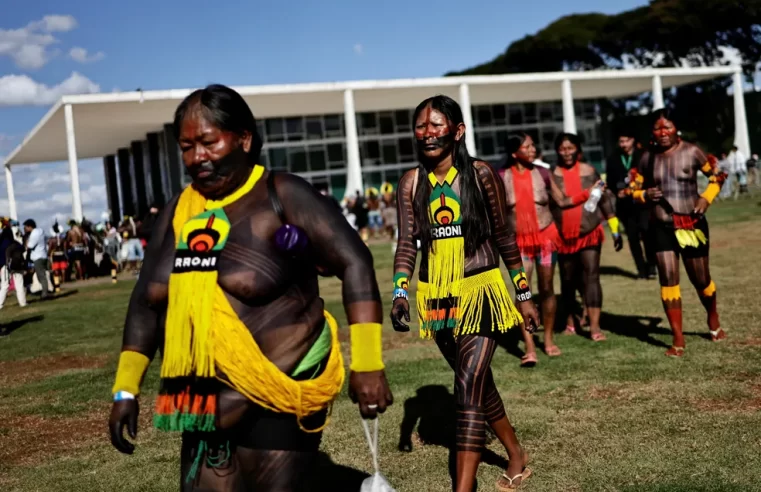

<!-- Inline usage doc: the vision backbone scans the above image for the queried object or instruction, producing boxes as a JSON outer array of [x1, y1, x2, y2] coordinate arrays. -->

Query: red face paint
[[653, 117, 678, 149], [414, 105, 455, 161]]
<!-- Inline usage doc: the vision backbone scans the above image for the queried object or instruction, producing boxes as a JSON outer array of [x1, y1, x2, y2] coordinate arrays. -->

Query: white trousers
[[0, 265, 27, 308]]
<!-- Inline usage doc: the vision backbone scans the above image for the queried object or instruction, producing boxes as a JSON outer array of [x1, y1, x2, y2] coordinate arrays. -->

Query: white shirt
[[26, 228, 47, 261], [727, 150, 747, 174]]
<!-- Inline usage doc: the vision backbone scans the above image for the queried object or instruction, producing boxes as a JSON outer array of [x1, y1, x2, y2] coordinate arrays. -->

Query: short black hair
[[23, 219, 36, 228], [173, 84, 263, 163]]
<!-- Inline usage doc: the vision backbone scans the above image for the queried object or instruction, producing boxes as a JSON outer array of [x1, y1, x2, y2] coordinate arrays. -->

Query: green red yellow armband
[[508, 268, 532, 303], [112, 350, 150, 396], [607, 216, 620, 235], [349, 323, 384, 372], [392, 272, 409, 301]]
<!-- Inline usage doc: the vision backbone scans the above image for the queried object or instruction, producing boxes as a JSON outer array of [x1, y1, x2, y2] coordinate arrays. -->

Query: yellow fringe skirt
[[416, 268, 523, 339]]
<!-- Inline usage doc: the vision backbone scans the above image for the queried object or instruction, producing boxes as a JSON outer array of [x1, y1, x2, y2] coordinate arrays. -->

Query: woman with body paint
[[390, 95, 539, 492], [635, 108, 727, 357]]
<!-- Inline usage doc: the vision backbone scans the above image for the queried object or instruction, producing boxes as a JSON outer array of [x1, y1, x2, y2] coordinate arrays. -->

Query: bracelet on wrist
[[114, 390, 136, 402], [509, 267, 532, 303], [392, 288, 408, 301]]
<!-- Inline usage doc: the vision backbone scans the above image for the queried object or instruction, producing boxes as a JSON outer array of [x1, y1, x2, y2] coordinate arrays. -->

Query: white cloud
[[69, 46, 105, 64], [0, 72, 100, 107], [0, 15, 87, 69], [353, 43, 363, 55], [0, 160, 108, 229], [27, 15, 78, 33]]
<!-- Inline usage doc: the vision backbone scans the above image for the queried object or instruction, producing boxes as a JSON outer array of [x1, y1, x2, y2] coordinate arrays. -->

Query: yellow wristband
[[701, 182, 721, 204], [112, 350, 150, 396], [632, 190, 646, 203], [607, 216, 620, 235], [349, 323, 385, 372]]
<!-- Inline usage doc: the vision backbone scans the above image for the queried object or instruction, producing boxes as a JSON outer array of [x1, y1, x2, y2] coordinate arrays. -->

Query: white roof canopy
[[4, 66, 737, 166]]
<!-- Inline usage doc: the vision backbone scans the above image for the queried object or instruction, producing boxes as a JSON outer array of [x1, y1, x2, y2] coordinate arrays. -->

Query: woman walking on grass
[[390, 95, 539, 491]]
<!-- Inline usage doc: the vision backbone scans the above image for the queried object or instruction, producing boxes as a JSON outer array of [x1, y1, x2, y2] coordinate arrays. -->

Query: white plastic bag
[[359, 417, 396, 492]]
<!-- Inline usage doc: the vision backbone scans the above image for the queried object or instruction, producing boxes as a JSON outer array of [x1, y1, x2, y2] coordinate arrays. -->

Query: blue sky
[[0, 0, 648, 229]]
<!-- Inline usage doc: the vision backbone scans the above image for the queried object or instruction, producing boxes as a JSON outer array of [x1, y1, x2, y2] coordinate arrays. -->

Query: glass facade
[[170, 99, 603, 200], [471, 100, 603, 167]]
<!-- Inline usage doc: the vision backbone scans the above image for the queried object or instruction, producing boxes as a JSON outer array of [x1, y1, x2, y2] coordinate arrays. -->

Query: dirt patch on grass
[[0, 353, 109, 388], [0, 404, 109, 467], [0, 401, 156, 468], [690, 384, 761, 413]]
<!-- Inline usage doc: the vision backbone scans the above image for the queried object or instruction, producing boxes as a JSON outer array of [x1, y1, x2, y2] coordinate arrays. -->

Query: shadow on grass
[[600, 265, 640, 280], [0, 314, 44, 336], [399, 385, 508, 492], [600, 312, 711, 348], [312, 452, 370, 491]]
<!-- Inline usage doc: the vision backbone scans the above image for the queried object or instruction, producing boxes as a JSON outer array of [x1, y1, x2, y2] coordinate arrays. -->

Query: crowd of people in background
[[0, 205, 164, 314]]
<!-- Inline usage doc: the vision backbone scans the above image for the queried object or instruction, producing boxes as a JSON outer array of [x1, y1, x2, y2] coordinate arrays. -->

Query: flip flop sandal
[[710, 329, 727, 342], [665, 346, 685, 358], [545, 345, 562, 357], [520, 353, 537, 368], [497, 466, 532, 491], [591, 332, 607, 342], [562, 325, 576, 335]]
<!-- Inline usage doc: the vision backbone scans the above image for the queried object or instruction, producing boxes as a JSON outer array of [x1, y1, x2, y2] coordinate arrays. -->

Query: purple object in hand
[[274, 224, 308, 254]]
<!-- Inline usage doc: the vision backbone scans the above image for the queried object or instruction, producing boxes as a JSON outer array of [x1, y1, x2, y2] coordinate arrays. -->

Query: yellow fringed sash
[[162, 165, 345, 431], [426, 166, 465, 306]]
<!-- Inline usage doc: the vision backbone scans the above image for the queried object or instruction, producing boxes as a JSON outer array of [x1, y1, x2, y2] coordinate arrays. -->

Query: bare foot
[[497, 448, 531, 490]]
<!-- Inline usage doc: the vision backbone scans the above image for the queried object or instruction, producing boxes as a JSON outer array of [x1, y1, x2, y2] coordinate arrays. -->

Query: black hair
[[23, 219, 36, 228], [412, 95, 490, 257], [649, 107, 680, 130], [173, 84, 263, 163], [617, 128, 636, 139], [503, 131, 531, 168], [0, 225, 12, 241], [554, 132, 583, 165]]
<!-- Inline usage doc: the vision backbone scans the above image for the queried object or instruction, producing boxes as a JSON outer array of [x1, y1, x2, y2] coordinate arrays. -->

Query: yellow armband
[[112, 350, 150, 396], [701, 179, 721, 204], [349, 323, 384, 372], [632, 190, 646, 203], [607, 216, 620, 235]]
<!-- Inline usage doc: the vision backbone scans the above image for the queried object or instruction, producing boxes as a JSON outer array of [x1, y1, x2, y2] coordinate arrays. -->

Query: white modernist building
[[2, 66, 747, 223]]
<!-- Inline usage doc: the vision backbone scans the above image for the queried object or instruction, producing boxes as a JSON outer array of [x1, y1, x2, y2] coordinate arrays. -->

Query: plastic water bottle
[[584, 181, 605, 213]]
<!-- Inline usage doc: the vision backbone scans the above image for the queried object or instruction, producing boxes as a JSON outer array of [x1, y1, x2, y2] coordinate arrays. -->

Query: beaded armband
[[392, 273, 409, 301], [508, 268, 532, 303]]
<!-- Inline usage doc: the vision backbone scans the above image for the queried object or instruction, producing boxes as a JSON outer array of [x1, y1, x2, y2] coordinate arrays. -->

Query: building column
[[652, 74, 665, 110], [117, 147, 135, 218], [102, 155, 120, 224], [5, 166, 17, 220], [459, 83, 477, 153], [733, 69, 751, 158], [343, 89, 363, 198], [130, 141, 149, 218], [64, 104, 84, 222], [147, 133, 166, 206], [162, 123, 183, 196], [561, 79, 577, 134]]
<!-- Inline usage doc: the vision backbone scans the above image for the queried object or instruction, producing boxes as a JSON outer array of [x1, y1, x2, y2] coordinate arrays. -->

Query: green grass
[[1, 198, 761, 491]]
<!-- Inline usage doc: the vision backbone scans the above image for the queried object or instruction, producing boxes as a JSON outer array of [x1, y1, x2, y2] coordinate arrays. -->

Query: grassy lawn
[[1, 196, 761, 491]]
